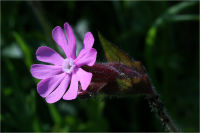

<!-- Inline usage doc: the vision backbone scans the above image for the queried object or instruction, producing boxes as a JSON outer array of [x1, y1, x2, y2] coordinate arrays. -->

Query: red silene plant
[[30, 21, 179, 132]]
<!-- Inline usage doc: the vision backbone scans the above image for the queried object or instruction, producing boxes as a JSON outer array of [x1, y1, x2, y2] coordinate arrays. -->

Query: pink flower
[[30, 22, 97, 103]]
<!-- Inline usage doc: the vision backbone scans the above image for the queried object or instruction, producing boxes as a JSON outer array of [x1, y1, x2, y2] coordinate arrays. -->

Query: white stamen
[[62, 58, 75, 74]]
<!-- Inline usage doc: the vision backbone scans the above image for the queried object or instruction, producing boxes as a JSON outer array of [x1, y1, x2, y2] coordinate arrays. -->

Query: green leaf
[[98, 32, 133, 67], [98, 32, 145, 73]]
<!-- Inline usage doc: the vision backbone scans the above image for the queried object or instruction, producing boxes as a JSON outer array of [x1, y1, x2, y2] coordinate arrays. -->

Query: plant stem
[[146, 88, 179, 132]]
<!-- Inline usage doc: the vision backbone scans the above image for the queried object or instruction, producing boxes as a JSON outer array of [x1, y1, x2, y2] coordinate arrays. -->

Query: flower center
[[62, 58, 75, 74]]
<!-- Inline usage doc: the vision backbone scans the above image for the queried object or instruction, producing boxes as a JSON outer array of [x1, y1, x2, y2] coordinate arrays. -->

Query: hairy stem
[[146, 88, 179, 132]]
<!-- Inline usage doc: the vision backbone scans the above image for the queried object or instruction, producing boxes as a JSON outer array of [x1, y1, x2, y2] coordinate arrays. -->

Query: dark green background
[[1, 1, 199, 132]]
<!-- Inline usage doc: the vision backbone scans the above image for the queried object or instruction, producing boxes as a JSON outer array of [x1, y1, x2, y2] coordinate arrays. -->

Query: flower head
[[30, 22, 97, 103]]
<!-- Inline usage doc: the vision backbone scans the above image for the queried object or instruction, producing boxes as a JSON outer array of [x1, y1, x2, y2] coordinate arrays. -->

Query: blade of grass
[[13, 32, 62, 130], [27, 1, 57, 50], [48, 104, 62, 125], [145, 1, 197, 83], [170, 15, 200, 21], [12, 32, 42, 131], [13, 32, 33, 68]]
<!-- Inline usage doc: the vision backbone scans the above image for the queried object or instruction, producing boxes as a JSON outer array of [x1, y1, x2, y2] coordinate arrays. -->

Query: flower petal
[[63, 73, 78, 100], [31, 64, 63, 79], [76, 68, 92, 91], [52, 26, 69, 57], [37, 73, 66, 98], [36, 46, 64, 65], [46, 74, 71, 103], [64, 22, 76, 59], [83, 32, 94, 49], [74, 48, 97, 67]]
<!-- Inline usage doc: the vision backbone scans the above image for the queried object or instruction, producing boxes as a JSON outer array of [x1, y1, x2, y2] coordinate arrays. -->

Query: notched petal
[[36, 46, 64, 65], [74, 48, 97, 67], [83, 32, 94, 49], [31, 64, 63, 79], [76, 68, 92, 91], [37, 73, 65, 98], [64, 22, 76, 59], [46, 74, 71, 103], [52, 26, 68, 57], [63, 73, 78, 100]]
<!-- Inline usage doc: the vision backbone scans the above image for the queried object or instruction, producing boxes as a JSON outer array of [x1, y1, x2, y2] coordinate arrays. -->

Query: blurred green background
[[1, 1, 199, 132]]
